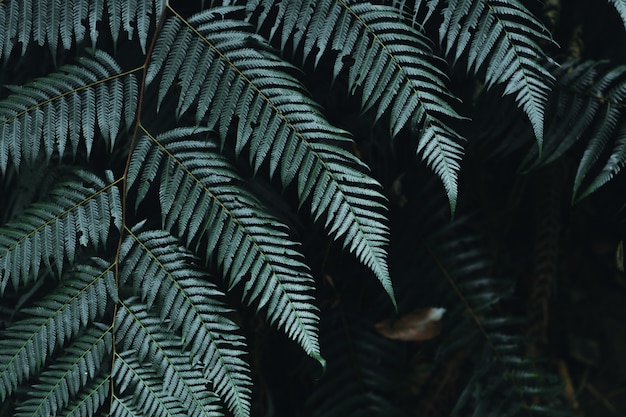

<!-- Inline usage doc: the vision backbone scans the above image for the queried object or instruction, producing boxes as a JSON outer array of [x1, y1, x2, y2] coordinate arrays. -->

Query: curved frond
[[0, 0, 162, 57], [58, 374, 110, 417], [14, 323, 112, 417], [127, 127, 323, 365], [0, 258, 116, 401], [570, 63, 626, 201], [427, 223, 566, 415], [114, 301, 223, 417], [0, 50, 139, 173], [523, 60, 626, 201], [0, 170, 121, 294], [249, 0, 465, 213], [146, 8, 395, 300], [440, 0, 555, 144], [120, 227, 252, 417]]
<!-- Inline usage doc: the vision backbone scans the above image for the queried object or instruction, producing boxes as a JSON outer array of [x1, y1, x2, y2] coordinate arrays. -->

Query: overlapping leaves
[[146, 7, 395, 301]]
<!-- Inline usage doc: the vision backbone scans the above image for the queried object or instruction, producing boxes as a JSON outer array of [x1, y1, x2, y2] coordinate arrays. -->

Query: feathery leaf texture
[[127, 127, 324, 365], [0, 50, 138, 173], [522, 60, 626, 202], [13, 324, 112, 417], [113, 302, 223, 417], [0, 0, 162, 57], [428, 226, 566, 416], [0, 258, 116, 401], [0, 1, 595, 416], [59, 375, 111, 417], [440, 0, 555, 145], [146, 8, 395, 303], [0, 170, 122, 294], [249, 0, 465, 213], [120, 227, 252, 417]]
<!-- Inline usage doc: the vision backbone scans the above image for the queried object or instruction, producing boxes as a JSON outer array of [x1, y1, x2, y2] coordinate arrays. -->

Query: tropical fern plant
[[1, 0, 626, 416]]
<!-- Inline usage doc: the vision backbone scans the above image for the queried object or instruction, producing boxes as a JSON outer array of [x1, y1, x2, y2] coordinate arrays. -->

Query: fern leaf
[[569, 63, 626, 201], [112, 0, 163, 52], [522, 60, 601, 171], [579, 125, 626, 200], [112, 358, 191, 417], [13, 323, 112, 417], [58, 374, 110, 417], [0, 170, 121, 294], [524, 60, 626, 201], [0, 0, 162, 57], [127, 127, 324, 365], [146, 9, 395, 302], [249, 0, 465, 213], [427, 221, 566, 415], [120, 227, 252, 417], [114, 302, 223, 417], [441, 0, 555, 145], [0, 50, 138, 173], [0, 258, 116, 401], [609, 0, 626, 31]]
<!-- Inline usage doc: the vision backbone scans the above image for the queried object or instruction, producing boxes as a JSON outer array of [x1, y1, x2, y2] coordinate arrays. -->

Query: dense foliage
[[1, 0, 626, 416]]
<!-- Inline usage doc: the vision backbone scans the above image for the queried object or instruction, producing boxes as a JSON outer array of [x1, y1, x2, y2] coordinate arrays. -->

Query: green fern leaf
[[524, 60, 626, 201], [0, 170, 121, 294], [522, 60, 601, 171], [0, 51, 138, 173], [146, 9, 395, 302], [0, 258, 116, 401], [120, 227, 252, 417], [569, 63, 626, 201], [127, 127, 324, 366], [427, 220, 566, 416], [13, 323, 112, 417], [114, 302, 223, 417], [0, 0, 162, 57], [57, 374, 110, 417], [112, 361, 190, 417], [440, 0, 555, 145], [249, 0, 465, 214]]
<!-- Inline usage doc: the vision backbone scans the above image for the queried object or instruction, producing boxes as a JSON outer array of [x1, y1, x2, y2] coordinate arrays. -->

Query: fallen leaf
[[376, 307, 446, 342]]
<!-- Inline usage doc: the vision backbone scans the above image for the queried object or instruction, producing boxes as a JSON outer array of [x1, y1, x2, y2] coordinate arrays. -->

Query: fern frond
[[0, 50, 138, 173], [522, 60, 602, 171], [440, 0, 555, 145], [609, 0, 626, 31], [570, 63, 626, 201], [59, 374, 110, 417], [120, 227, 252, 417], [114, 301, 223, 417], [0, 0, 86, 57], [127, 127, 323, 366], [112, 356, 191, 417], [0, 170, 121, 294], [0, 0, 162, 57], [249, 0, 465, 213], [13, 323, 112, 417], [147, 8, 395, 300], [428, 224, 566, 415], [0, 258, 116, 401], [522, 60, 626, 201], [390, 0, 439, 25], [110, 393, 186, 417]]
